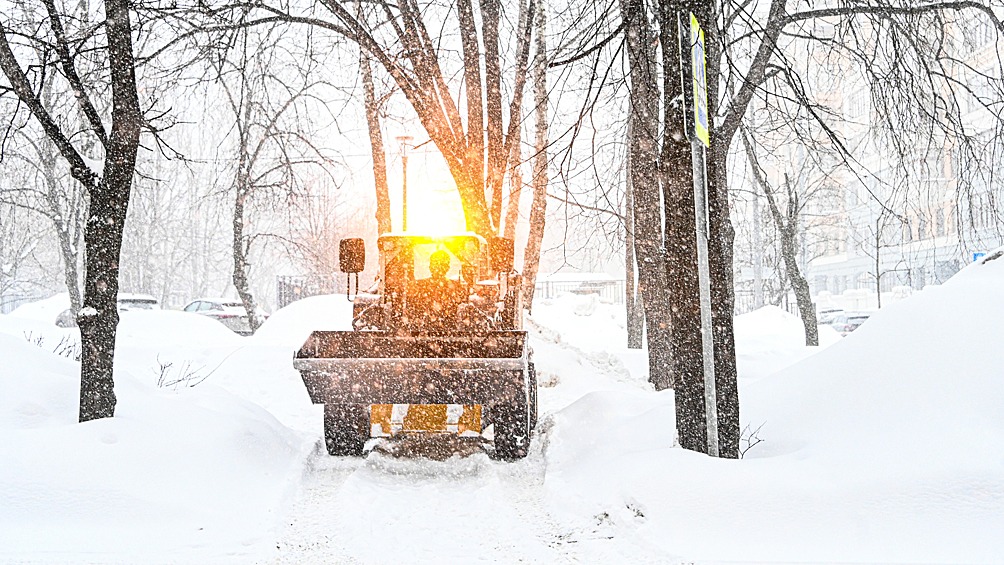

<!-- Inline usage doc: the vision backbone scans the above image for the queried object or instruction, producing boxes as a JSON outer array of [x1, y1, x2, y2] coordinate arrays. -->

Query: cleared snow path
[[264, 434, 680, 564], [264, 443, 581, 565]]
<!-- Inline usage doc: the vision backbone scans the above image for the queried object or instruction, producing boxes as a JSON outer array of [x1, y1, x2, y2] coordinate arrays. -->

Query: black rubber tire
[[323, 403, 369, 456], [493, 400, 530, 461]]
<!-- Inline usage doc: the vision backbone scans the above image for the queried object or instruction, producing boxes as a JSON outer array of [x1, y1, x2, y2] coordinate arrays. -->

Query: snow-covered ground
[[1, 251, 1002, 564]]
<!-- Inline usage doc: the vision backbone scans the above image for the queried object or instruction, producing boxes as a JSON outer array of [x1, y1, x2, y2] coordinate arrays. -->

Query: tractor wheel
[[323, 403, 369, 456], [493, 400, 531, 461]]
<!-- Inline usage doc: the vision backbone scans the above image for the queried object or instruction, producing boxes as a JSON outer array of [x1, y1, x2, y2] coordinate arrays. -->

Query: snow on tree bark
[[621, 0, 675, 394], [0, 0, 142, 422]]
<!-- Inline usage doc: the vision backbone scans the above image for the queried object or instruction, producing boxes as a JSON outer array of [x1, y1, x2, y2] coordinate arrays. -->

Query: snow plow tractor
[[294, 233, 537, 460]]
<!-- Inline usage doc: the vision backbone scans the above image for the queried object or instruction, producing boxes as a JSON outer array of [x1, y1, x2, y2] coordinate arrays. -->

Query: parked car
[[117, 293, 161, 311], [182, 298, 267, 335], [830, 312, 872, 336], [817, 307, 845, 325], [55, 293, 160, 327]]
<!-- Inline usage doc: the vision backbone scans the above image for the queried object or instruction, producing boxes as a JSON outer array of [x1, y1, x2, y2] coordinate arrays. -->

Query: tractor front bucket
[[294, 330, 534, 459]]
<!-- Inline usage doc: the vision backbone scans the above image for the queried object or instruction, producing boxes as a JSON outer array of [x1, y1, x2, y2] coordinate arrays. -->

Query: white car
[[117, 293, 161, 311], [817, 308, 845, 325], [182, 298, 267, 335], [830, 312, 872, 336]]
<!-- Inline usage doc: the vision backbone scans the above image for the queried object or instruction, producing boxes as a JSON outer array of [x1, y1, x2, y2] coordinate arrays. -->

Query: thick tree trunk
[[622, 0, 674, 391], [77, 0, 142, 421], [695, 0, 740, 458], [78, 184, 126, 421], [457, 0, 485, 218], [360, 50, 391, 235], [659, 0, 706, 452], [705, 143, 740, 458], [482, 0, 505, 231], [521, 0, 547, 310]]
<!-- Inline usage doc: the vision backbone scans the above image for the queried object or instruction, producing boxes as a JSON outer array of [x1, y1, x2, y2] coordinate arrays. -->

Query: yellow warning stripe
[[369, 404, 481, 437]]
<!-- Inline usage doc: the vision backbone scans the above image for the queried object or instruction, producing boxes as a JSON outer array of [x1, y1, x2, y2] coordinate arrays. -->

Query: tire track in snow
[[262, 441, 580, 564], [264, 449, 364, 564]]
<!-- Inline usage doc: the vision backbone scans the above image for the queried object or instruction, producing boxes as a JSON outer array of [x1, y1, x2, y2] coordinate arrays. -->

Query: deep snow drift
[[0, 251, 1001, 564]]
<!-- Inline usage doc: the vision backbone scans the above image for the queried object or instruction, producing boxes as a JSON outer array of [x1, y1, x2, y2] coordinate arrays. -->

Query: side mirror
[[339, 238, 365, 273], [489, 237, 514, 272]]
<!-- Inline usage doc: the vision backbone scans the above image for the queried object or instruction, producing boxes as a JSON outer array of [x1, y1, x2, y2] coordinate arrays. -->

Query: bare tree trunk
[[503, 140, 523, 241], [457, 0, 486, 223], [521, 0, 547, 310], [232, 183, 261, 333], [622, 0, 674, 392], [624, 121, 643, 349], [38, 139, 86, 313], [874, 217, 883, 308], [360, 49, 391, 235], [741, 133, 818, 346], [230, 79, 261, 334], [752, 188, 763, 309], [775, 202, 818, 345], [779, 175, 818, 346], [79, 0, 141, 421], [659, 0, 706, 451], [482, 0, 505, 232], [697, 1, 740, 458], [501, 0, 534, 240]]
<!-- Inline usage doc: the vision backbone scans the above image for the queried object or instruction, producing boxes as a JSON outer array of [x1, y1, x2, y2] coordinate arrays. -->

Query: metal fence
[[0, 294, 48, 315], [733, 289, 800, 316], [275, 275, 340, 310], [534, 279, 625, 305]]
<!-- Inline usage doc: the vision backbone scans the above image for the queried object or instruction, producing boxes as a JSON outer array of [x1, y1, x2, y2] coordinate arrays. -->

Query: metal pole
[[692, 139, 719, 458], [680, 10, 718, 457]]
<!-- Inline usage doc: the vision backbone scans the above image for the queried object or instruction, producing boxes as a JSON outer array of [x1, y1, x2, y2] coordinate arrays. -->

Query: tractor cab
[[343, 233, 521, 335]]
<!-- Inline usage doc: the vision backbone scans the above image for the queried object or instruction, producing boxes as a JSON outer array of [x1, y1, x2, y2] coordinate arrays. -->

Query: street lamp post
[[396, 135, 413, 231]]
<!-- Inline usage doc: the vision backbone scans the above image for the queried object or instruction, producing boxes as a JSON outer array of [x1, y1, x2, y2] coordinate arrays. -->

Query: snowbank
[[540, 252, 1004, 563], [6, 293, 70, 323], [4, 252, 1002, 563], [0, 312, 313, 564], [252, 293, 353, 349], [734, 304, 841, 381]]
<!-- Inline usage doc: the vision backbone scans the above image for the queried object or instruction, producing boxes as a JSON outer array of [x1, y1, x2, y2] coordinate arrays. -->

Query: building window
[[848, 90, 868, 119]]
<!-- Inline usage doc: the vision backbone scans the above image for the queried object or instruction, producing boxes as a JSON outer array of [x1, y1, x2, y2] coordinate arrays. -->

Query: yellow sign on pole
[[691, 13, 710, 148]]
